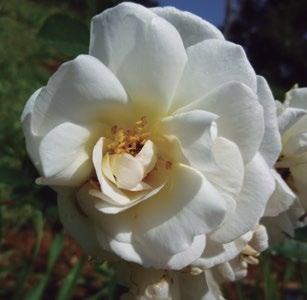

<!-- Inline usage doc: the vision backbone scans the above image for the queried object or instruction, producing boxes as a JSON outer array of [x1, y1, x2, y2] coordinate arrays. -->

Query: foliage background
[[0, 0, 306, 299]]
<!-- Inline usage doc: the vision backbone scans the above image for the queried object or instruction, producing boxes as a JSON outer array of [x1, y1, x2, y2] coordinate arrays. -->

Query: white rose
[[262, 87, 307, 243], [276, 87, 307, 209], [21, 3, 276, 270], [116, 262, 224, 300], [118, 225, 268, 300]]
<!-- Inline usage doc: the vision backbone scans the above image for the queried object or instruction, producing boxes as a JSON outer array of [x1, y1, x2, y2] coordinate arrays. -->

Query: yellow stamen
[[241, 245, 260, 265], [107, 117, 151, 156]]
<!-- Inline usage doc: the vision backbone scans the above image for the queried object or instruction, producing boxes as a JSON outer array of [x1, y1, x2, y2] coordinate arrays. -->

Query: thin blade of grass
[[56, 256, 85, 300], [261, 254, 280, 300], [301, 263, 307, 294], [24, 233, 64, 300], [86, 287, 109, 300], [235, 282, 245, 300], [0, 205, 3, 244], [283, 261, 295, 283]]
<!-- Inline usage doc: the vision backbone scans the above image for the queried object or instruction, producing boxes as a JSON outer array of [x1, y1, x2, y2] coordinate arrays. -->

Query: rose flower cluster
[[21, 3, 307, 299]]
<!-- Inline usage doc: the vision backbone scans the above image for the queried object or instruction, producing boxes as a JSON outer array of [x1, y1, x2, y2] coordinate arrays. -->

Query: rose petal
[[152, 6, 224, 48], [286, 87, 307, 110], [177, 82, 264, 163], [211, 154, 275, 243], [109, 153, 144, 190], [21, 88, 43, 173], [192, 232, 253, 269], [257, 76, 282, 167], [92, 138, 131, 205], [90, 2, 187, 117], [264, 170, 296, 217], [36, 150, 91, 187], [278, 108, 306, 135], [57, 192, 115, 260], [135, 164, 226, 256], [161, 110, 218, 172], [204, 137, 244, 196], [135, 140, 157, 176], [171, 39, 257, 110], [32, 55, 128, 135], [39, 122, 91, 178]]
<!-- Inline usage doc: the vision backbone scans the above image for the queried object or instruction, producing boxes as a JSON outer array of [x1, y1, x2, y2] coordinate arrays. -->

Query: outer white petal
[[103, 235, 205, 271], [286, 87, 307, 110], [249, 224, 269, 253], [57, 192, 116, 260], [264, 169, 296, 217], [278, 108, 306, 135], [39, 122, 91, 177], [83, 161, 227, 269], [291, 163, 307, 210], [283, 132, 307, 157], [281, 115, 307, 152], [90, 2, 154, 70], [93, 213, 206, 269], [165, 235, 206, 270], [118, 265, 180, 300], [161, 110, 218, 171], [36, 150, 91, 187], [151, 6, 224, 48], [78, 192, 135, 246], [172, 39, 257, 110], [90, 2, 187, 117], [178, 82, 264, 163], [275, 100, 286, 116], [178, 271, 225, 300], [215, 258, 248, 283], [32, 55, 128, 135], [257, 76, 282, 167], [262, 199, 306, 245], [211, 154, 275, 243], [192, 231, 253, 269], [204, 137, 244, 196], [134, 164, 226, 258], [21, 88, 43, 173]]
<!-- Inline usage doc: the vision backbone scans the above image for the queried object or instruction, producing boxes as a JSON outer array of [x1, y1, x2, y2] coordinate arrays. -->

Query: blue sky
[[159, 0, 225, 26]]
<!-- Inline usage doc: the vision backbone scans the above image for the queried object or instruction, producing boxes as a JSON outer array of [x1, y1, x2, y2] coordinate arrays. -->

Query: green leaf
[[37, 13, 89, 56], [56, 256, 85, 300], [272, 239, 307, 262], [0, 166, 32, 185], [25, 233, 64, 300], [294, 225, 307, 242]]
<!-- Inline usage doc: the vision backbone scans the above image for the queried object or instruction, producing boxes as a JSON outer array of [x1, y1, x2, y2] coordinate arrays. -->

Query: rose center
[[98, 117, 174, 191], [107, 116, 151, 156], [101, 117, 161, 191]]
